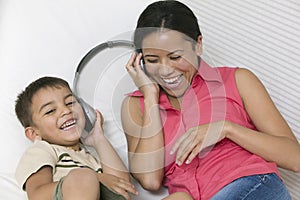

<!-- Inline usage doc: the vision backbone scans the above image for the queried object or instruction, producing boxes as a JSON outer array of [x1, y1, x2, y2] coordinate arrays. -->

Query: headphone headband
[[73, 40, 134, 94]]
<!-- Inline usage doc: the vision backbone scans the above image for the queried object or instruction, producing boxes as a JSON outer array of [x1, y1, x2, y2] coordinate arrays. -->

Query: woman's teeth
[[162, 75, 182, 84]]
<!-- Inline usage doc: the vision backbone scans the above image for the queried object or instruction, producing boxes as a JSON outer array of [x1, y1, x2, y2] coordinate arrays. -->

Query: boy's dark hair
[[15, 76, 71, 128]]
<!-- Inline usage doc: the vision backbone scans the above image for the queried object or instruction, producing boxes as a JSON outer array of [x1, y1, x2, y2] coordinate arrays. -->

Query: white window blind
[[182, 0, 300, 198]]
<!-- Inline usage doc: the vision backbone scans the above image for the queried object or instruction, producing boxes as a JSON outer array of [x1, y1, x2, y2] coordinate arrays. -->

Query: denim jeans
[[211, 173, 291, 200]]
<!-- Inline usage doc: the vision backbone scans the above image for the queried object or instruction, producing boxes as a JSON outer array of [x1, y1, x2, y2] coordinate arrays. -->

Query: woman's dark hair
[[15, 76, 71, 128], [134, 0, 201, 50]]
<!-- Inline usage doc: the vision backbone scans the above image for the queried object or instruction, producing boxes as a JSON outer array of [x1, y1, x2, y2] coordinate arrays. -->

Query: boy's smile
[[28, 86, 86, 147]]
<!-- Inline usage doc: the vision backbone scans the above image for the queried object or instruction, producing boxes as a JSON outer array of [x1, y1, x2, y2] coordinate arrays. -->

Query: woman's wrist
[[223, 120, 236, 140], [221, 120, 229, 139], [143, 95, 159, 106]]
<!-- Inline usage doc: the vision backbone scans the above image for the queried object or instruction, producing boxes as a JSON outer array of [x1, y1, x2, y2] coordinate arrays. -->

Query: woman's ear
[[195, 35, 203, 56], [25, 127, 42, 142]]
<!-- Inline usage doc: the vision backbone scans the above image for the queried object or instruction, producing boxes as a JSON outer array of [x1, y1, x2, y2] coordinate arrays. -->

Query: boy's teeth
[[61, 119, 76, 129]]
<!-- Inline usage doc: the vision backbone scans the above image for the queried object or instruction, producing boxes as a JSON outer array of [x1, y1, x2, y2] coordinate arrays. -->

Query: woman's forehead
[[142, 30, 193, 52]]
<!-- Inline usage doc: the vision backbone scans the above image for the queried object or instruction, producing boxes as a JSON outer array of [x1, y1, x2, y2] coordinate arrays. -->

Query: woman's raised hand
[[126, 52, 159, 97]]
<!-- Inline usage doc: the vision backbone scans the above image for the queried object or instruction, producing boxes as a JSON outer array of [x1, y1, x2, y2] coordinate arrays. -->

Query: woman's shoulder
[[216, 67, 258, 83], [234, 67, 260, 85], [126, 90, 143, 97]]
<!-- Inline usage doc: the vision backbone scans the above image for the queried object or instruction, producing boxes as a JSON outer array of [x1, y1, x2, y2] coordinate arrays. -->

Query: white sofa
[[1, 0, 299, 199]]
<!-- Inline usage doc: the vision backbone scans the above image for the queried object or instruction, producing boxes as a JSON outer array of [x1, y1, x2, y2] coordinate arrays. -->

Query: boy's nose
[[60, 105, 72, 116]]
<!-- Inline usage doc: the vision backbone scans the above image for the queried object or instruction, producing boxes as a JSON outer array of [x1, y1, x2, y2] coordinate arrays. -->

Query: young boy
[[15, 76, 137, 200]]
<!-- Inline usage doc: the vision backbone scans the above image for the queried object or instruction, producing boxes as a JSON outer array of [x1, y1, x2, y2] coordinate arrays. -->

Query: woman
[[121, 1, 300, 199]]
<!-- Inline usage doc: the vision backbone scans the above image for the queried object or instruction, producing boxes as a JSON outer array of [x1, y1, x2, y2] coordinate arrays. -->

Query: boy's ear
[[195, 35, 203, 56], [25, 127, 41, 142]]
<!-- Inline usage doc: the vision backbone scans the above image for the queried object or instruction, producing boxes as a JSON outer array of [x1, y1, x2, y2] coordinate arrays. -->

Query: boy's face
[[27, 86, 86, 146]]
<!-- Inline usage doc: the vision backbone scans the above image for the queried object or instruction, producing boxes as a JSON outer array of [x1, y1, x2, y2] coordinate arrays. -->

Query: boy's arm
[[83, 110, 130, 181], [95, 131, 130, 181], [25, 166, 57, 200]]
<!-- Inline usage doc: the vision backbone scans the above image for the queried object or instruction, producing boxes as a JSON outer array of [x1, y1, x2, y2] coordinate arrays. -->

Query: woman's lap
[[211, 173, 291, 200]]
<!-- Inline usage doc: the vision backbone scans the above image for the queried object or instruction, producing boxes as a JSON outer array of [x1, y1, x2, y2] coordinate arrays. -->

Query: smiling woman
[[140, 30, 200, 98], [122, 1, 300, 200]]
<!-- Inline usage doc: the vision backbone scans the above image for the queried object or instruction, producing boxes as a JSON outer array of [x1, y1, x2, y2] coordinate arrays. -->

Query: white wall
[[0, 0, 156, 174]]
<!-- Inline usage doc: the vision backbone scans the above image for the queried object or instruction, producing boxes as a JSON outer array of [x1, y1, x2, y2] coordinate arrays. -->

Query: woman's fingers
[[186, 143, 202, 164], [170, 130, 190, 155], [125, 52, 137, 72], [134, 52, 144, 71], [126, 52, 143, 74], [171, 127, 203, 165], [176, 135, 196, 165]]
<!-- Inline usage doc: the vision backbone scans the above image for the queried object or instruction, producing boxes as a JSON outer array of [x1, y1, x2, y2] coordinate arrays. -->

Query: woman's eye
[[170, 55, 181, 60], [146, 59, 158, 63]]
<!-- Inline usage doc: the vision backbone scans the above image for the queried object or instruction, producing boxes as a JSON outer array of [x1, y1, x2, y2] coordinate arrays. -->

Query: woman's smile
[[161, 74, 184, 89], [142, 29, 200, 97]]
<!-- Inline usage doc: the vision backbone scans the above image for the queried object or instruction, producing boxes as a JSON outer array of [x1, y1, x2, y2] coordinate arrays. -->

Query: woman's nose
[[159, 60, 174, 75]]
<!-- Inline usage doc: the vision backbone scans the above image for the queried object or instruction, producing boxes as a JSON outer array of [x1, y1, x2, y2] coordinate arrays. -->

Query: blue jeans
[[211, 173, 291, 200]]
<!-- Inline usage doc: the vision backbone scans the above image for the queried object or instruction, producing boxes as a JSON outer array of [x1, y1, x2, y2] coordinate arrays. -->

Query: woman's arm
[[172, 68, 300, 172], [121, 96, 165, 191], [121, 52, 165, 190], [227, 68, 300, 172]]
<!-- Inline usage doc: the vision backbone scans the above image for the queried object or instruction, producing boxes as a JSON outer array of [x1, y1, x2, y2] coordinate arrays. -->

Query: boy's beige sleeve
[[15, 140, 56, 190]]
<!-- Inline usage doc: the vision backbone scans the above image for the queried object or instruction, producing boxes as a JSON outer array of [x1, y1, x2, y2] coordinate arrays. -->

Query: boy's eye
[[45, 109, 55, 115], [66, 100, 76, 106]]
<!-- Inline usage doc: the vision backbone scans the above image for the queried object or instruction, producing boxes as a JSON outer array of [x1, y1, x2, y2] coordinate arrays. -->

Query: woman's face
[[141, 29, 201, 98]]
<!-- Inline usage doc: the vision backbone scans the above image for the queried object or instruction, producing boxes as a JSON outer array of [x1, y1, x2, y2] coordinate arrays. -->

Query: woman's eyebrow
[[167, 50, 184, 56], [144, 50, 184, 58], [144, 54, 158, 58]]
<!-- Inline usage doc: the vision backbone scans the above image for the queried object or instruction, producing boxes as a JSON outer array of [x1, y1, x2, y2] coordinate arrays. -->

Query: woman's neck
[[167, 94, 182, 110]]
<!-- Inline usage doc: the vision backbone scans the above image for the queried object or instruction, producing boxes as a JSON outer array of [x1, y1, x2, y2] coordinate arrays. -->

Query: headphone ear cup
[[78, 98, 96, 136]]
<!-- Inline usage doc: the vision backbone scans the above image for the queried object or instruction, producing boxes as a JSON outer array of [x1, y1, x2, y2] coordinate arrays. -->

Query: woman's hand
[[126, 52, 159, 97], [98, 173, 138, 200], [170, 121, 228, 165]]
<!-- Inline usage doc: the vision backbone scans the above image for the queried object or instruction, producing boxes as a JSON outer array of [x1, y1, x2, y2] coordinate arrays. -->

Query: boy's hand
[[99, 173, 138, 200], [82, 110, 105, 147]]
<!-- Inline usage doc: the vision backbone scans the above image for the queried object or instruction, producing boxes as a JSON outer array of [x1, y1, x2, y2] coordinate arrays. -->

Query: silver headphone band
[[73, 40, 134, 94]]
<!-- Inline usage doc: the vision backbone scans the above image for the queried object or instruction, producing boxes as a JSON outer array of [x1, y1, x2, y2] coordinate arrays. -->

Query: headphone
[[73, 40, 134, 137]]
